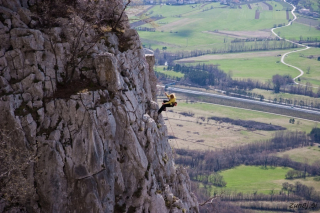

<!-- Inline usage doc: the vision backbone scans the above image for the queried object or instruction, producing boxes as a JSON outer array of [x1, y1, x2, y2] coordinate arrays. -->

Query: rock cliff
[[0, 0, 199, 212]]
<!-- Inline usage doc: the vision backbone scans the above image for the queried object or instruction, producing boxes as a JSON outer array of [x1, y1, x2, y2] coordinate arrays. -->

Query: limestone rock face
[[0, 1, 198, 213]]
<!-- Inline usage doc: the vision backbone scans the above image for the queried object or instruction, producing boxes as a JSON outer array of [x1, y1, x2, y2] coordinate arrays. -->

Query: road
[[165, 86, 320, 116], [270, 0, 313, 87]]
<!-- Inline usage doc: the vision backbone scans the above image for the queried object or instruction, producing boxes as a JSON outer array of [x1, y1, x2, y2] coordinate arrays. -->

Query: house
[[299, 8, 310, 14]]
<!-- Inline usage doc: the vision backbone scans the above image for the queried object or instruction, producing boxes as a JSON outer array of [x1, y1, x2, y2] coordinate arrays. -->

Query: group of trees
[[167, 62, 320, 98], [190, 172, 227, 187], [207, 116, 286, 131], [160, 61, 320, 106], [298, 36, 320, 42], [231, 37, 280, 43], [176, 130, 320, 211], [282, 181, 320, 201], [285, 170, 307, 179], [289, 118, 295, 124], [169, 64, 228, 86], [272, 74, 294, 93], [176, 131, 319, 175], [223, 87, 320, 109], [153, 40, 298, 66], [310, 128, 320, 142], [193, 179, 320, 212]]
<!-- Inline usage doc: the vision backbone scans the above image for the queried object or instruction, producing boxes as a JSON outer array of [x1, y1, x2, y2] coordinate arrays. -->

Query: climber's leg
[[158, 104, 167, 114]]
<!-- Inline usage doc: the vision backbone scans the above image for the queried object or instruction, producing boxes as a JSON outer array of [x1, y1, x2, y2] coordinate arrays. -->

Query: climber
[[158, 92, 177, 114]]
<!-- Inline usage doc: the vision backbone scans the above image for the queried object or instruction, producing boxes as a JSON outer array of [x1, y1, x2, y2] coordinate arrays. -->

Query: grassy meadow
[[162, 99, 318, 151], [285, 48, 320, 86], [206, 165, 320, 194], [274, 22, 320, 41], [155, 66, 185, 77], [132, 2, 293, 51], [133, 2, 320, 205], [176, 50, 301, 81], [277, 145, 320, 165], [208, 166, 292, 194]]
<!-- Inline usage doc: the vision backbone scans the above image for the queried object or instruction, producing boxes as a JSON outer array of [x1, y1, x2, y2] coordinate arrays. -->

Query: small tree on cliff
[[36, 0, 133, 84]]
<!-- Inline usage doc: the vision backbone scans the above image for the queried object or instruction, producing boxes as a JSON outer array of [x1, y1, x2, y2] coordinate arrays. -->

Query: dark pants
[[158, 100, 174, 114]]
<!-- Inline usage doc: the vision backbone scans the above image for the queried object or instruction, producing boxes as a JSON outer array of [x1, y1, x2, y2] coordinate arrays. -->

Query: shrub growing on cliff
[[35, 0, 133, 84], [0, 128, 37, 208]]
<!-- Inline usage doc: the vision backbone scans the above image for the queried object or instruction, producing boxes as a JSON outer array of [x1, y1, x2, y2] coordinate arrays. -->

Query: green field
[[209, 166, 291, 193], [207, 165, 320, 194], [176, 101, 317, 133], [177, 52, 300, 81], [163, 98, 319, 151], [285, 47, 320, 86], [274, 22, 320, 41], [268, 0, 293, 11], [133, 3, 292, 51], [155, 66, 185, 77]]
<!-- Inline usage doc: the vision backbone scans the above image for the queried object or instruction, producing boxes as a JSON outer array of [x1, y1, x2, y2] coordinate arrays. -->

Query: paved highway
[[165, 86, 320, 116]]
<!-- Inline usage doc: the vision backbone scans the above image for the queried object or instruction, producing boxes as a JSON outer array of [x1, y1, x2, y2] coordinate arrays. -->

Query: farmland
[[207, 166, 292, 194], [160, 99, 318, 151], [176, 50, 300, 81], [285, 47, 320, 86], [274, 22, 320, 41], [131, 1, 294, 51], [206, 165, 320, 194], [132, 1, 320, 211], [155, 66, 185, 78], [276, 145, 320, 165]]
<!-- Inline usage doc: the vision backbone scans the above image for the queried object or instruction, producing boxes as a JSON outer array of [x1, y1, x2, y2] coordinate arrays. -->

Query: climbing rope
[[165, 111, 179, 150]]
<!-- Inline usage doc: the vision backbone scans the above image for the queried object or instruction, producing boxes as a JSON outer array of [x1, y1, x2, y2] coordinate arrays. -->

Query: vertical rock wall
[[0, 0, 199, 212]]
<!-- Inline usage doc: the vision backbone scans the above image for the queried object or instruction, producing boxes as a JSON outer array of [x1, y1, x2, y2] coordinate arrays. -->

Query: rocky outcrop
[[0, 0, 198, 212]]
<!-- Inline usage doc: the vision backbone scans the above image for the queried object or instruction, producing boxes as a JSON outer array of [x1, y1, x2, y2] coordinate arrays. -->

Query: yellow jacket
[[165, 93, 176, 105]]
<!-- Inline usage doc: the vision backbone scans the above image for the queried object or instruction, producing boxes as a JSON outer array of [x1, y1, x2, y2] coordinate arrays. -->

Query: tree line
[[169, 64, 228, 86], [231, 37, 281, 43], [154, 40, 298, 66], [176, 131, 319, 175], [177, 130, 320, 211], [161, 63, 320, 108], [192, 179, 320, 212]]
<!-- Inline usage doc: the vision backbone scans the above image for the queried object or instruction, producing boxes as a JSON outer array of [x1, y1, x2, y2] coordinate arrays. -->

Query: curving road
[[164, 86, 320, 116], [270, 0, 311, 86]]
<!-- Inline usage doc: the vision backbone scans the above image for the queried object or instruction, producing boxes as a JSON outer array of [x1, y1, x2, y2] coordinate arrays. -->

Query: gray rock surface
[[0, 1, 199, 213]]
